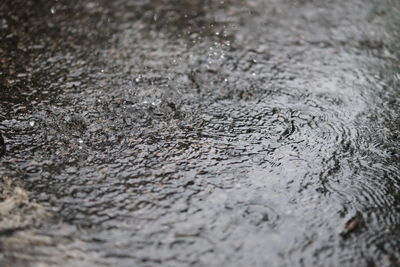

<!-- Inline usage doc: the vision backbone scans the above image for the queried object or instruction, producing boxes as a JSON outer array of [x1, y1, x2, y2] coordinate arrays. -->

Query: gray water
[[1, 0, 399, 266]]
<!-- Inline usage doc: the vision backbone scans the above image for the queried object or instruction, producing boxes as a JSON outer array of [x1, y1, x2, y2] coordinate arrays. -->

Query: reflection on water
[[0, 0, 399, 266]]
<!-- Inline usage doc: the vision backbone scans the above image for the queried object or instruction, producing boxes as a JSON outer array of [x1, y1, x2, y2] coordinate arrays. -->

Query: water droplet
[[29, 121, 35, 127], [50, 7, 56, 14], [135, 74, 142, 83]]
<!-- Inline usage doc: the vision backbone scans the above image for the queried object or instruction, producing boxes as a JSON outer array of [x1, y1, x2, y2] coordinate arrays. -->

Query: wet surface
[[1, 0, 400, 266]]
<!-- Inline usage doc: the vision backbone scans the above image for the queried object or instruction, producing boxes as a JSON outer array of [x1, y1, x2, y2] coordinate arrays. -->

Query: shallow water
[[1, 0, 400, 266]]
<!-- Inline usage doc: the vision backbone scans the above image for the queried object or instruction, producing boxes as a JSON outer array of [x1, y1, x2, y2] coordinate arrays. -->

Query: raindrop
[[29, 121, 35, 127], [50, 7, 56, 14]]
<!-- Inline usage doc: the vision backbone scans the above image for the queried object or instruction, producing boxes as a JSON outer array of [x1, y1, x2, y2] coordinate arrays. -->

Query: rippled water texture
[[1, 0, 400, 266]]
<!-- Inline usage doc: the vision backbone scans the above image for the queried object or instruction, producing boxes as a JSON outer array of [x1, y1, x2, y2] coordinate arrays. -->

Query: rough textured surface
[[1, 0, 400, 266]]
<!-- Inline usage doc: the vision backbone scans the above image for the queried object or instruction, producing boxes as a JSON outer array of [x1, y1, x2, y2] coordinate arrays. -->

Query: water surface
[[0, 0, 399, 266]]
